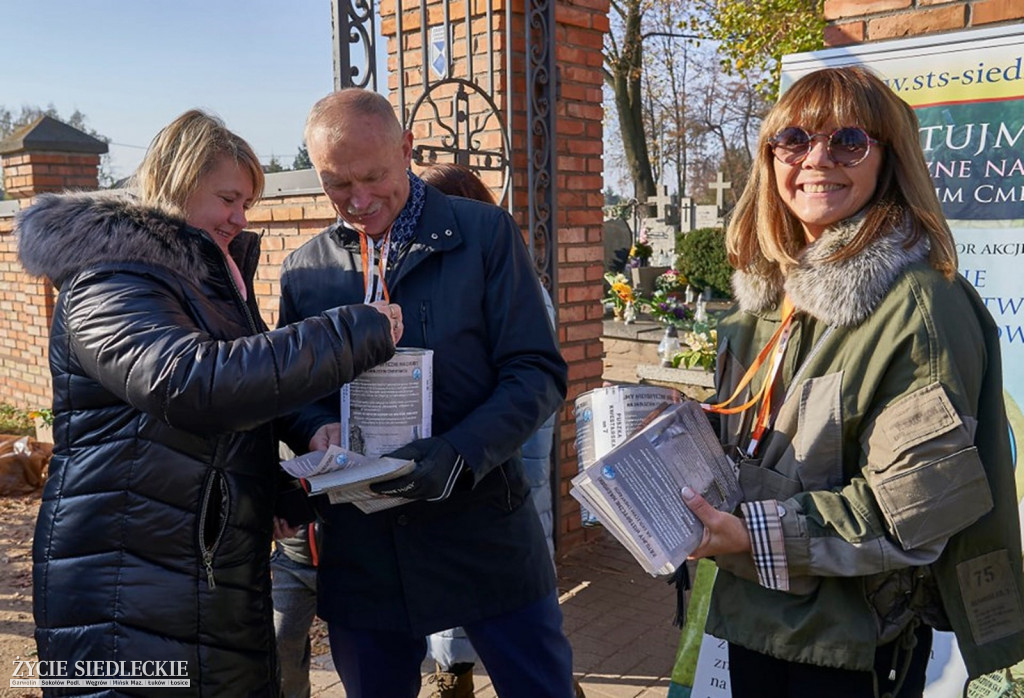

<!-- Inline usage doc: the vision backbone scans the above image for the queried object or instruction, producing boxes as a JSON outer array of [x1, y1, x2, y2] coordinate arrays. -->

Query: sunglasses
[[769, 126, 880, 168]]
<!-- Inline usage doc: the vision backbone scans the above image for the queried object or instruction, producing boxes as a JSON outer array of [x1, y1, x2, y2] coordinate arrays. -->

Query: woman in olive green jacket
[[682, 66, 1024, 697]]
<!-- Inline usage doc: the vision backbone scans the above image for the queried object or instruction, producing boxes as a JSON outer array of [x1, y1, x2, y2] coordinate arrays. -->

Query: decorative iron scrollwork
[[526, 0, 557, 294], [332, 0, 377, 90], [406, 79, 511, 207]]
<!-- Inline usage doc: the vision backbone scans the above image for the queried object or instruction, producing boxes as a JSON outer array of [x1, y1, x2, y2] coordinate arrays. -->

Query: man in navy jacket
[[278, 88, 574, 698]]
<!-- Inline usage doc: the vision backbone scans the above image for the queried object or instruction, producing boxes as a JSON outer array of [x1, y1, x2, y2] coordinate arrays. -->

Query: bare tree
[[602, 1, 774, 212], [604, 0, 657, 205]]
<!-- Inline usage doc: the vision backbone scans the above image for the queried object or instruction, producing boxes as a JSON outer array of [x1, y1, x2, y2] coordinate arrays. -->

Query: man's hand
[[309, 422, 341, 452], [681, 486, 752, 559], [273, 516, 301, 540], [370, 437, 467, 502]]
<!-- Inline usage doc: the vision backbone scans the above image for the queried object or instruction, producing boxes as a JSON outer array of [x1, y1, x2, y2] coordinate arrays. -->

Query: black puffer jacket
[[16, 192, 394, 697]]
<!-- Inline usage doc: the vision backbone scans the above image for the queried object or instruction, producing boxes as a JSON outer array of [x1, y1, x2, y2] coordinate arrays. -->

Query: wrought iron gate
[[330, 0, 557, 296]]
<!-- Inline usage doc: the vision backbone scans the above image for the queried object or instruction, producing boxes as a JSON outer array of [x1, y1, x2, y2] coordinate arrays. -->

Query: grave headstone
[[708, 171, 732, 212], [641, 184, 679, 262], [603, 217, 633, 273], [694, 205, 720, 230], [678, 196, 694, 232]]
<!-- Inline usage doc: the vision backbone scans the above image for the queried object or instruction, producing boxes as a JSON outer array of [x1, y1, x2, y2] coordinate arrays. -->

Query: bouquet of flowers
[[603, 271, 634, 314], [641, 290, 692, 328], [654, 268, 686, 294], [674, 327, 718, 371], [627, 229, 653, 268]]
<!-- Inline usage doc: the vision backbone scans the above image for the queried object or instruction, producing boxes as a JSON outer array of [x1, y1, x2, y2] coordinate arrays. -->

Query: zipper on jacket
[[419, 301, 430, 345], [229, 275, 259, 334], [499, 465, 512, 511], [782, 325, 835, 403], [198, 469, 230, 590], [218, 244, 260, 333]]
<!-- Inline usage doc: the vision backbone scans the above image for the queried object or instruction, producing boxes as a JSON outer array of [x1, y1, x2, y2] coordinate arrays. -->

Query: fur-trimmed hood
[[16, 191, 236, 290], [731, 217, 929, 327]]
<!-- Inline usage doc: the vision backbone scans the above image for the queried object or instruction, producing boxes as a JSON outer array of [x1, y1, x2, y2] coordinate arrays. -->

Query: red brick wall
[[0, 206, 53, 411], [246, 194, 338, 326], [551, 0, 610, 551], [824, 0, 1024, 46]]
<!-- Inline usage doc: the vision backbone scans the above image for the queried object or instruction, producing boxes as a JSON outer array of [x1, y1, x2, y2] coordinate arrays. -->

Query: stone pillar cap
[[0, 115, 109, 156]]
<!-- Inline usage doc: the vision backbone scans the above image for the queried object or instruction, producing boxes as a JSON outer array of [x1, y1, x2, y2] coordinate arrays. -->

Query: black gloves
[[370, 437, 467, 502]]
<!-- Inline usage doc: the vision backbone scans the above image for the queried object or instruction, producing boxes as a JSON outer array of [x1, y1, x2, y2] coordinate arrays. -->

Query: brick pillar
[[0, 210, 54, 411], [824, 0, 1024, 47], [0, 116, 105, 413], [0, 115, 108, 199], [550, 0, 610, 551], [379, 0, 609, 552]]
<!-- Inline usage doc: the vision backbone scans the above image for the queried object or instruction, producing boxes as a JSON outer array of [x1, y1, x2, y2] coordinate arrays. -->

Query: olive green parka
[[707, 216, 1024, 680]]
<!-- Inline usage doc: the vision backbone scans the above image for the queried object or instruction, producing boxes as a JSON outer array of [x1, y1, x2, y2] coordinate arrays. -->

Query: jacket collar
[[328, 185, 463, 287], [16, 190, 260, 290], [732, 216, 930, 327]]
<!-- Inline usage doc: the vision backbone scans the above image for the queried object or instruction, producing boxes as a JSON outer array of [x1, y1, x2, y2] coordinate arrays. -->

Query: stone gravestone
[[641, 184, 678, 266], [694, 205, 720, 230], [602, 217, 633, 273], [708, 171, 732, 215], [693, 172, 732, 229], [678, 196, 694, 233]]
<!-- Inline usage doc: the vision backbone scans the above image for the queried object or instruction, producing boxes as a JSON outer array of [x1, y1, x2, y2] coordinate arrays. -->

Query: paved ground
[[309, 531, 681, 697]]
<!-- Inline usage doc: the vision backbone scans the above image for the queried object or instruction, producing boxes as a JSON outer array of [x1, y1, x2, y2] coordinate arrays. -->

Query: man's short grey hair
[[304, 88, 404, 146]]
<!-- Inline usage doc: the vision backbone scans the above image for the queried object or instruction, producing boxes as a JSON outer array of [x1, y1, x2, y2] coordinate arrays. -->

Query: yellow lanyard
[[701, 296, 796, 457]]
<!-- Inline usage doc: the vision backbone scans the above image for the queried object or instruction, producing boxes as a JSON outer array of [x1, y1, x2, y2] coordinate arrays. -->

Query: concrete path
[[309, 532, 680, 697]]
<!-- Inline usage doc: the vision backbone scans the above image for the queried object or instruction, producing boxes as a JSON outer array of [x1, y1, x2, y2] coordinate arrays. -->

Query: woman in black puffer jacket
[[15, 110, 402, 697]]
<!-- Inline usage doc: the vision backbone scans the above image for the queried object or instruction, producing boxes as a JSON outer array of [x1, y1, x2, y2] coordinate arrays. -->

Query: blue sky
[[2, 1, 340, 181]]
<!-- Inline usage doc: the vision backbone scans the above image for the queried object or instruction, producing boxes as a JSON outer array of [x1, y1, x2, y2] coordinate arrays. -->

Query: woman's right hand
[[370, 301, 403, 345], [682, 486, 752, 559]]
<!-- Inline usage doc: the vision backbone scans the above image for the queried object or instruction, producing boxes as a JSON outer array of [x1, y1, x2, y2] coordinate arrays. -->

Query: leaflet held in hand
[[335, 347, 433, 511], [280, 446, 416, 501], [573, 385, 681, 526], [570, 400, 741, 577], [281, 348, 433, 513], [341, 348, 433, 457]]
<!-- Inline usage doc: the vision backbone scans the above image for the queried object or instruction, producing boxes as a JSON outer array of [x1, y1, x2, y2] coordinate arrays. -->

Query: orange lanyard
[[307, 522, 319, 567], [701, 296, 796, 457], [359, 231, 392, 304]]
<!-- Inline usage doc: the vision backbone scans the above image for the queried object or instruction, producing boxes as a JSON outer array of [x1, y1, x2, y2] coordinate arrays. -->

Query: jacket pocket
[[792, 372, 844, 490], [862, 383, 993, 550], [488, 460, 529, 513], [198, 469, 230, 589], [417, 300, 432, 347], [865, 447, 992, 550], [737, 458, 802, 502]]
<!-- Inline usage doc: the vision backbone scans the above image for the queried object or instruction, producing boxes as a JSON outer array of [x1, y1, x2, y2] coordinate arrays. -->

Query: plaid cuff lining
[[741, 499, 789, 591]]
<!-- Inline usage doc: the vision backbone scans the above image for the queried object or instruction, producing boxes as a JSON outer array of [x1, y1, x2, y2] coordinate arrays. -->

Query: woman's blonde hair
[[132, 109, 264, 218], [727, 66, 956, 279]]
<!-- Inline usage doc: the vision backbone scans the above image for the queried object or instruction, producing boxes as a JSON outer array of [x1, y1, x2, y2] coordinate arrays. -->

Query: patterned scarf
[[388, 170, 426, 253]]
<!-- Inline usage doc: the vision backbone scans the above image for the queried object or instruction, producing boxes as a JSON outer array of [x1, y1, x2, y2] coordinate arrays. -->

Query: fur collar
[[731, 217, 929, 327], [16, 191, 234, 290]]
